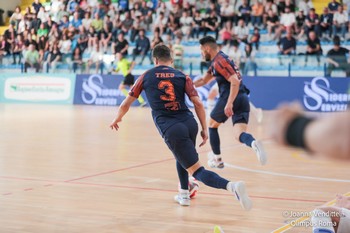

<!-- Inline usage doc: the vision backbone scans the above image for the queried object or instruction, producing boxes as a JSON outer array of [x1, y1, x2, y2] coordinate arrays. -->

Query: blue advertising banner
[[0, 74, 76, 104], [243, 76, 350, 112], [73, 74, 148, 106]]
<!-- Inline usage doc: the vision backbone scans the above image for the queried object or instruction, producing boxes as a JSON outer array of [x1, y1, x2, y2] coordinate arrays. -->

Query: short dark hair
[[199, 36, 217, 48], [152, 44, 172, 62], [333, 35, 340, 46]]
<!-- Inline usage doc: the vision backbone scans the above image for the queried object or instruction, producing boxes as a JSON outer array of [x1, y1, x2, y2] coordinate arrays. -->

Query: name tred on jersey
[[155, 73, 175, 78]]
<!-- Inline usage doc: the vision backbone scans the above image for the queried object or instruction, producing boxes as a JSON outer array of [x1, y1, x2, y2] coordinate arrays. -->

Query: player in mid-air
[[194, 36, 267, 169], [110, 45, 252, 210]]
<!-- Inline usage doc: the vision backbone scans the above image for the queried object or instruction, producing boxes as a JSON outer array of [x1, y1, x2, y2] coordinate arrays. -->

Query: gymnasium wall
[[0, 74, 349, 112]]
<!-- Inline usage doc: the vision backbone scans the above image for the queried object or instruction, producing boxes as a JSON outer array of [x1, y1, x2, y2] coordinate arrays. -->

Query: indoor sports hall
[[0, 0, 349, 233]]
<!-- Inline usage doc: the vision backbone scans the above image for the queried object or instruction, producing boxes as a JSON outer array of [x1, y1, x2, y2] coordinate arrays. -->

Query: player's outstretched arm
[[110, 95, 137, 131], [190, 96, 208, 147], [193, 72, 214, 87], [268, 104, 350, 160]]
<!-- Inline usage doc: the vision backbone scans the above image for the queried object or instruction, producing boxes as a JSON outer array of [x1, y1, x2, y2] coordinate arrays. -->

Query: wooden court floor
[[0, 104, 349, 233]]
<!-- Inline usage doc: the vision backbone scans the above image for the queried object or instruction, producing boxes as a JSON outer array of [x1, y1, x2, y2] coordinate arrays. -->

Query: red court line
[[70, 181, 326, 204], [64, 157, 175, 182], [0, 176, 62, 183]]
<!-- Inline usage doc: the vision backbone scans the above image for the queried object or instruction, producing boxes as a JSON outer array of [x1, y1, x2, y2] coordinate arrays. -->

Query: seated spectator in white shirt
[[332, 5, 349, 39]]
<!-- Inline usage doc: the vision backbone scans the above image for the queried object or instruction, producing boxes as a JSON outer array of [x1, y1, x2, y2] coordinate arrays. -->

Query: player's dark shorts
[[210, 92, 250, 125], [123, 73, 135, 86], [163, 117, 199, 169]]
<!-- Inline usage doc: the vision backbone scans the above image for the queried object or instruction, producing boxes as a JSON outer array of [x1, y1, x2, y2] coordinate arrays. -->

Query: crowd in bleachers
[[0, 0, 349, 76]]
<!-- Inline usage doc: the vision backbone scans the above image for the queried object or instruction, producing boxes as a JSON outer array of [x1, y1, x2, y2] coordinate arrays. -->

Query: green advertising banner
[[0, 74, 76, 104]]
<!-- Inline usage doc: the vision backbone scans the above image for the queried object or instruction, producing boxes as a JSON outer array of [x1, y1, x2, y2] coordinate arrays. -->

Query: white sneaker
[[227, 181, 252, 211], [174, 191, 190, 206], [251, 140, 267, 165], [207, 152, 224, 169]]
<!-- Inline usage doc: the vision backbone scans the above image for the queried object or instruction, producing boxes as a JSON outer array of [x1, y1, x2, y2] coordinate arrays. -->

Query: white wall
[[0, 0, 22, 17]]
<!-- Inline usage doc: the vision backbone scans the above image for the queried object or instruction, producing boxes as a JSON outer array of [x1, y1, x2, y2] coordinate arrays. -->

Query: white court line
[[224, 163, 350, 183]]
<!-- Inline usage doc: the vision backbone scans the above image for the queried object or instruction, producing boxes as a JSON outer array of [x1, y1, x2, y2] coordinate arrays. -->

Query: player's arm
[[110, 95, 137, 131], [185, 76, 208, 147], [224, 74, 240, 117], [193, 72, 214, 87]]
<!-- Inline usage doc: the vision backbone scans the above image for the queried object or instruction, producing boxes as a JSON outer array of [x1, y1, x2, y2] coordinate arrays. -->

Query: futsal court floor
[[0, 104, 349, 233]]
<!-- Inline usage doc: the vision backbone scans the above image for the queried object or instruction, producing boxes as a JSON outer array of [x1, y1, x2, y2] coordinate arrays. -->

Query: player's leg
[[165, 119, 252, 210], [207, 98, 228, 169], [232, 94, 267, 165]]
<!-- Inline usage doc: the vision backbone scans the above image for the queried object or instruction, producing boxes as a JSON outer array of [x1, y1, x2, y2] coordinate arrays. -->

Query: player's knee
[[209, 118, 220, 128], [186, 161, 203, 176]]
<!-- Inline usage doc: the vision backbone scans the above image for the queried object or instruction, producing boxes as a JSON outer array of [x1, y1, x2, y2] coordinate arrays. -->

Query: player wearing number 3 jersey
[[110, 45, 252, 210]]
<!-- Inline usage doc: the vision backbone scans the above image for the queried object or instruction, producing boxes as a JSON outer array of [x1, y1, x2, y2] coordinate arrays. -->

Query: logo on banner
[[303, 77, 349, 111], [81, 74, 123, 105], [4, 77, 71, 101]]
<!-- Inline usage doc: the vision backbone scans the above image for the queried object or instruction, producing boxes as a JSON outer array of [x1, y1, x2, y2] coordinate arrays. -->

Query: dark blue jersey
[[207, 51, 248, 99], [129, 65, 198, 136]]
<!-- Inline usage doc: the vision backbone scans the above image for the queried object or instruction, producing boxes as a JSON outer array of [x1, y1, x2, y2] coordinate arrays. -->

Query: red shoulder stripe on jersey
[[215, 57, 236, 81], [129, 74, 145, 98], [185, 76, 199, 98]]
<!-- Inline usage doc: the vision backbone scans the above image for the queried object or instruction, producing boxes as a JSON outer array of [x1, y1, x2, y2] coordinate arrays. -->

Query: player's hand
[[110, 118, 122, 131], [199, 130, 208, 147], [224, 103, 233, 117]]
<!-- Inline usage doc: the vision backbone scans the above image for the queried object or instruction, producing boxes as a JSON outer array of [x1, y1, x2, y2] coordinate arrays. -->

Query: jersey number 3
[[158, 80, 176, 101]]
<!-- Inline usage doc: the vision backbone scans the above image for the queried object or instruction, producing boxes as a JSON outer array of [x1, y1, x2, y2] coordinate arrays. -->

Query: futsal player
[[194, 36, 267, 169], [114, 52, 146, 106], [110, 45, 252, 210]]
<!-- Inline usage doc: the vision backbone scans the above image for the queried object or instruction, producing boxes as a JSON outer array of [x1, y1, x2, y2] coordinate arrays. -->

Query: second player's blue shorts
[[210, 92, 250, 125]]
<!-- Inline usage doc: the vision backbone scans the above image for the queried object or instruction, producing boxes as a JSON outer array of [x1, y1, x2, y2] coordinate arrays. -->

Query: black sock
[[209, 128, 221, 154], [193, 167, 229, 190], [239, 132, 255, 147], [176, 161, 188, 190]]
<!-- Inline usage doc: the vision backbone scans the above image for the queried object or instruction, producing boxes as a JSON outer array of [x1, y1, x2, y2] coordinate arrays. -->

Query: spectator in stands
[[130, 16, 143, 43], [132, 29, 150, 65], [13, 34, 24, 64], [0, 35, 10, 65], [242, 43, 257, 76], [284, 0, 295, 13], [18, 16, 30, 34], [277, 28, 296, 64], [320, 7, 333, 39], [112, 32, 129, 56], [220, 21, 234, 46], [180, 10, 193, 41], [10, 6, 23, 28], [303, 8, 321, 38], [326, 36, 350, 77], [204, 10, 219, 40], [25, 6, 35, 20], [37, 35, 47, 62], [332, 5, 348, 39], [72, 46, 83, 73], [87, 26, 96, 51], [59, 15, 70, 31], [153, 11, 167, 36], [298, 0, 314, 15], [45, 42, 61, 73], [144, 9, 153, 32], [238, 0, 251, 25], [48, 24, 60, 42], [37, 6, 49, 24], [220, 0, 236, 27], [58, 34, 72, 63], [37, 23, 49, 38], [172, 36, 184, 70], [121, 11, 134, 35], [249, 27, 260, 50], [82, 12, 92, 30], [87, 43, 102, 74], [192, 10, 203, 39], [251, 0, 264, 28], [264, 0, 278, 26], [223, 40, 242, 70], [4, 24, 16, 51], [266, 9, 280, 40], [234, 19, 249, 44], [275, 6, 296, 40], [70, 12, 82, 28], [91, 12, 103, 33], [77, 25, 88, 52], [305, 31, 322, 66], [24, 43, 40, 72], [295, 10, 306, 37], [167, 12, 181, 38], [99, 24, 112, 53], [328, 0, 341, 14], [195, 0, 208, 13], [163, 32, 173, 50], [150, 29, 163, 63], [32, 0, 43, 15]]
